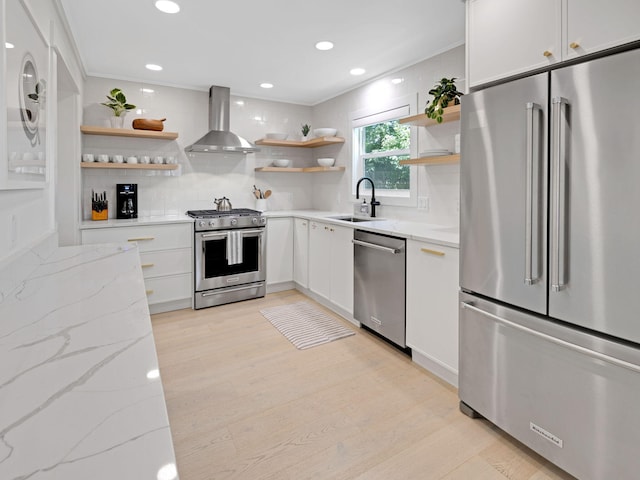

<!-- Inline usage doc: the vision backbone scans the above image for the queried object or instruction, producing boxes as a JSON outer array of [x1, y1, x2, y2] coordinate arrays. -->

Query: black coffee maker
[[116, 184, 138, 219]]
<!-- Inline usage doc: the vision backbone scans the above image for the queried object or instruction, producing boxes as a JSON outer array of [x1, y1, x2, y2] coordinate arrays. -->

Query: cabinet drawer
[[82, 223, 192, 252], [144, 273, 192, 305], [140, 248, 192, 279]]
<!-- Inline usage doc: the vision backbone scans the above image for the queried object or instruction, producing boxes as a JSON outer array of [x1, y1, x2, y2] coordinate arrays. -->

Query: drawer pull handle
[[569, 42, 580, 49], [141, 263, 154, 268], [146, 289, 154, 295], [421, 247, 445, 257], [128, 237, 155, 242], [543, 50, 552, 57]]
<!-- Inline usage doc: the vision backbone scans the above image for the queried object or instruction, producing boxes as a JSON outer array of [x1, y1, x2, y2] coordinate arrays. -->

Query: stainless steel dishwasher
[[353, 230, 406, 347]]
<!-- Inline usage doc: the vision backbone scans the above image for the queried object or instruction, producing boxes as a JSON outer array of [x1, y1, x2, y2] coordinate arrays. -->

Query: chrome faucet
[[356, 177, 380, 217]]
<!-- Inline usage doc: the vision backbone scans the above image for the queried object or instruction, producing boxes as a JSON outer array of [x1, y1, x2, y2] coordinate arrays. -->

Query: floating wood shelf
[[399, 154, 460, 166], [80, 125, 179, 140], [254, 136, 345, 148], [255, 166, 346, 173], [399, 105, 461, 127], [81, 162, 179, 171]]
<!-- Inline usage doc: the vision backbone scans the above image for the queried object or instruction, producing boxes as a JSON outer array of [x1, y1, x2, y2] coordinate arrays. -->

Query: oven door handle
[[201, 282, 265, 297], [200, 229, 264, 239]]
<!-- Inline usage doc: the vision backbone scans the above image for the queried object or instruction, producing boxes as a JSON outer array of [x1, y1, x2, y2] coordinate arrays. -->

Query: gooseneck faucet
[[356, 176, 381, 217]]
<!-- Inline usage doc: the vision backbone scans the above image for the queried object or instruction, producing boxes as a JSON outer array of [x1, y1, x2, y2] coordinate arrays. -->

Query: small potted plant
[[101, 88, 136, 129], [425, 78, 463, 123], [301, 123, 311, 141]]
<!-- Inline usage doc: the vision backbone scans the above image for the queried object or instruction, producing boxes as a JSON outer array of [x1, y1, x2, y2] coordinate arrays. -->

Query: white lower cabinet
[[81, 222, 192, 312], [308, 220, 353, 314], [266, 217, 294, 288], [406, 239, 459, 386], [293, 218, 309, 288]]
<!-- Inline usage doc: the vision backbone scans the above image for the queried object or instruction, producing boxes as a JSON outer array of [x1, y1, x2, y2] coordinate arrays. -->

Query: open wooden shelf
[[81, 162, 179, 171], [255, 166, 346, 173], [80, 125, 179, 140], [399, 105, 461, 127], [399, 154, 460, 166], [254, 136, 345, 148]]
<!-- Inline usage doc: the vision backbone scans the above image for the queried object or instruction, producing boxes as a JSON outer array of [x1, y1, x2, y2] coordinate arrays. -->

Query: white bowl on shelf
[[317, 157, 335, 167], [313, 128, 337, 137], [273, 159, 291, 167], [266, 133, 288, 140]]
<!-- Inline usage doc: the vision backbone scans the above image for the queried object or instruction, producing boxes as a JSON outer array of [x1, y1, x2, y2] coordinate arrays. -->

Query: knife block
[[92, 202, 108, 221]]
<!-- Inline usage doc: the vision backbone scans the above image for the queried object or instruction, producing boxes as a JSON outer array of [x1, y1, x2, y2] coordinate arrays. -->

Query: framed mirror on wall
[[1, 0, 50, 189]]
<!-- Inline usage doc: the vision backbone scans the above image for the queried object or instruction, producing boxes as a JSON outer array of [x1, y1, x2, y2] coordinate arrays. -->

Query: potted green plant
[[425, 78, 463, 123], [301, 123, 311, 141], [101, 88, 136, 128]]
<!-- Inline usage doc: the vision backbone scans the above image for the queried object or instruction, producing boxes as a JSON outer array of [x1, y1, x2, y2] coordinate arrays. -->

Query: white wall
[[81, 77, 318, 217], [0, 0, 84, 262], [312, 45, 465, 226]]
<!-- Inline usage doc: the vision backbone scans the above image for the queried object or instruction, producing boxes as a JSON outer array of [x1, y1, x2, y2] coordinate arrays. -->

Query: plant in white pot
[[301, 123, 311, 141], [101, 88, 136, 128]]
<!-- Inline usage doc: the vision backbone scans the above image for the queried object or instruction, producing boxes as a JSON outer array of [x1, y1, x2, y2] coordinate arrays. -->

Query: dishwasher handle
[[352, 239, 402, 254]]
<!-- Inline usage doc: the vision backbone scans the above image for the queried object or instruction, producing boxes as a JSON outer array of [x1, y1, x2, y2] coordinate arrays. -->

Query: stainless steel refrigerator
[[459, 47, 640, 479]]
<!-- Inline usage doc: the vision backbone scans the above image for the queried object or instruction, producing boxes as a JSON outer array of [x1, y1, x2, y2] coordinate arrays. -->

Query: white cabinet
[[467, 0, 640, 87], [308, 220, 353, 314], [564, 0, 640, 60], [266, 217, 293, 288], [467, 0, 561, 87], [81, 222, 192, 313], [293, 218, 309, 288], [406, 239, 459, 386]]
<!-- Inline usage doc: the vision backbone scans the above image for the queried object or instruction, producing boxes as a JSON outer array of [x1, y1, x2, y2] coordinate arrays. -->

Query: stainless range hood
[[185, 86, 259, 154]]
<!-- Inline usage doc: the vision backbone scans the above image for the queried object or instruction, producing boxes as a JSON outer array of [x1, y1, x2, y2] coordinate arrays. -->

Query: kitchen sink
[[327, 216, 383, 223]]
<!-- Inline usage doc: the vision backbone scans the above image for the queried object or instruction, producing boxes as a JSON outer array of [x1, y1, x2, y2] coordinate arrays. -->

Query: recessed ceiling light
[[141, 88, 155, 93], [5, 42, 14, 49], [260, 83, 273, 89], [146, 369, 160, 379], [145, 63, 163, 71], [155, 0, 180, 14], [391, 77, 404, 84], [235, 100, 245, 106], [315, 41, 334, 51], [350, 68, 366, 76]]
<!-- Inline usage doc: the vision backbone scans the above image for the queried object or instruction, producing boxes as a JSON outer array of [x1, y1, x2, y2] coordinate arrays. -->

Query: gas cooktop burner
[[186, 208, 261, 219]]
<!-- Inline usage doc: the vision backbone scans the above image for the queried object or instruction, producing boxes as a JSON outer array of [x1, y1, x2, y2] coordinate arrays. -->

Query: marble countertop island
[[0, 240, 177, 479]]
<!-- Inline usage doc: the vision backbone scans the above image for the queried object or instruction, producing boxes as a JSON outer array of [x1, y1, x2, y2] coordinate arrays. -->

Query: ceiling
[[58, 0, 465, 105]]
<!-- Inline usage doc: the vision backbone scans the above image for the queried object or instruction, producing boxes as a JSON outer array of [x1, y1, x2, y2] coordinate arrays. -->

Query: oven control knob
[[209, 220, 216, 227], [252, 217, 258, 224], [260, 217, 266, 224], [230, 218, 238, 226], [198, 221, 205, 227]]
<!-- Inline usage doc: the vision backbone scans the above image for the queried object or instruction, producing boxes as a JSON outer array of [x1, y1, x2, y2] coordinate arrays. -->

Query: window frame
[[351, 97, 417, 207]]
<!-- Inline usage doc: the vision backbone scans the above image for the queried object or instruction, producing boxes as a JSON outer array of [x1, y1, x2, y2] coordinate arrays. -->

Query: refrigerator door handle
[[461, 302, 640, 374], [551, 97, 569, 292], [525, 102, 541, 285]]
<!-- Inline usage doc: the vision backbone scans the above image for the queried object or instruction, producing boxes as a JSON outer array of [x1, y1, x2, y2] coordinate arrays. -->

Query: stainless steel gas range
[[186, 208, 267, 309]]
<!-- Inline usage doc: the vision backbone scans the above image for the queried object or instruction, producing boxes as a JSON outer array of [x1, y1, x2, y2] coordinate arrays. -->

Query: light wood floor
[[151, 290, 576, 480]]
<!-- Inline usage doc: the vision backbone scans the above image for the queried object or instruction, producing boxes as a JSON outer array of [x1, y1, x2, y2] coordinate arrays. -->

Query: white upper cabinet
[[467, 0, 561, 87], [564, 0, 640, 60], [467, 0, 640, 88]]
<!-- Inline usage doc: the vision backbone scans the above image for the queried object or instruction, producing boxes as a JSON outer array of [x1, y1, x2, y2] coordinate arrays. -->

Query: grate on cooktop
[[186, 208, 261, 218]]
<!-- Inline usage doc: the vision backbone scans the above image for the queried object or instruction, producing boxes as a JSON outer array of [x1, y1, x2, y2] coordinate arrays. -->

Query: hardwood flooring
[[151, 290, 576, 480]]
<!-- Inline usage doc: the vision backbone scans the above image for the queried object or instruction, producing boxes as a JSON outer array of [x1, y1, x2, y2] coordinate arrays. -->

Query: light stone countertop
[[264, 210, 459, 248], [0, 240, 178, 479], [80, 213, 193, 230]]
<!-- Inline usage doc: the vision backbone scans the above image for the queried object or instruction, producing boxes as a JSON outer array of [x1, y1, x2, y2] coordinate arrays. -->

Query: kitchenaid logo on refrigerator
[[530, 422, 563, 448]]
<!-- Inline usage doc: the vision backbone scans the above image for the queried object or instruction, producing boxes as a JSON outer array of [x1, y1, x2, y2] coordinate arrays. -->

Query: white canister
[[82, 153, 94, 162], [256, 199, 267, 212], [140, 155, 151, 164], [113, 154, 124, 163], [153, 156, 164, 164], [98, 154, 109, 163]]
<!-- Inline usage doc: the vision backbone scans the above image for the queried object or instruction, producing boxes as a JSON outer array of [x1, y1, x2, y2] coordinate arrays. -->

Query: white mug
[[153, 156, 164, 164], [126, 156, 138, 164], [140, 155, 150, 164], [82, 153, 95, 162], [113, 154, 124, 163], [98, 154, 109, 163]]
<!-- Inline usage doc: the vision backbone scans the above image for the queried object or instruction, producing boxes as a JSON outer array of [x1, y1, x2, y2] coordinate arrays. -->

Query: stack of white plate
[[419, 149, 451, 157]]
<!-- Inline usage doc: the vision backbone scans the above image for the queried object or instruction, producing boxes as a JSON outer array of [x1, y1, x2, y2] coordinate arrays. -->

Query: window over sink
[[351, 99, 417, 206]]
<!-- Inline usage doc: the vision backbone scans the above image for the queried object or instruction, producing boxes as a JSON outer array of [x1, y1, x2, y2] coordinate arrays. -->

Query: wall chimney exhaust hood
[[185, 86, 259, 154]]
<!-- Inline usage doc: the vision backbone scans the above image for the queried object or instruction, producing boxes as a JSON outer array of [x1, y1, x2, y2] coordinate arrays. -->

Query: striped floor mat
[[260, 301, 355, 350]]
